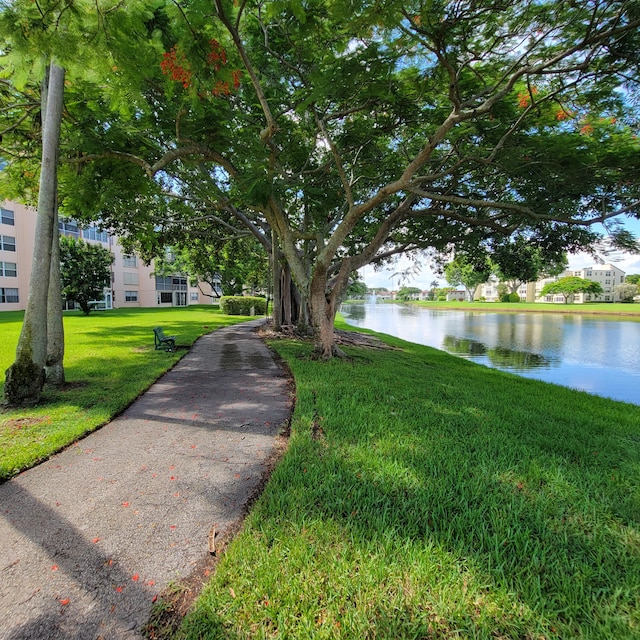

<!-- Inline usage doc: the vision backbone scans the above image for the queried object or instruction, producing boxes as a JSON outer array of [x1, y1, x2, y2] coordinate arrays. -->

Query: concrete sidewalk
[[0, 320, 292, 640]]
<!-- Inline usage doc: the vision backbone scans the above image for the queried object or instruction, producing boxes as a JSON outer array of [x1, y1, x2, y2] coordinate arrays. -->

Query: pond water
[[340, 303, 640, 406]]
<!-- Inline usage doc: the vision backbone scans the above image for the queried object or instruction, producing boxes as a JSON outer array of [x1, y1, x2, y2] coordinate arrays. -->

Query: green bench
[[153, 327, 176, 351]]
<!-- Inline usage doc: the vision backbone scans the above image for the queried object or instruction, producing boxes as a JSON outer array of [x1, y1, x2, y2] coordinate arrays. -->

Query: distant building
[[0, 200, 219, 312], [475, 264, 627, 304], [535, 264, 626, 303]]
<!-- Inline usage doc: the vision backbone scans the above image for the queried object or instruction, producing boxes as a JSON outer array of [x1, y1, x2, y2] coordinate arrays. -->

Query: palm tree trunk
[[4, 64, 65, 405]]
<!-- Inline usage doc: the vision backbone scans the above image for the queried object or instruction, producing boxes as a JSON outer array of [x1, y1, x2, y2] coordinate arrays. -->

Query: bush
[[499, 292, 520, 303], [219, 296, 267, 316]]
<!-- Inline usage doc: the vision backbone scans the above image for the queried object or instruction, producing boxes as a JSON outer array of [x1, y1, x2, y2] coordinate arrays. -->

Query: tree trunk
[[271, 234, 282, 330], [281, 263, 292, 325], [309, 270, 344, 359], [45, 208, 65, 385], [4, 64, 65, 406]]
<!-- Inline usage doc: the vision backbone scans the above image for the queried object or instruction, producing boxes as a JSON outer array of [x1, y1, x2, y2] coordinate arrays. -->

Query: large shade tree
[[62, 0, 639, 357], [5, 0, 640, 360]]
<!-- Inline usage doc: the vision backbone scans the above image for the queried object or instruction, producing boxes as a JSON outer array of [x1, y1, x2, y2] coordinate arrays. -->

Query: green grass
[[0, 306, 250, 480], [409, 299, 640, 316], [178, 320, 640, 640]]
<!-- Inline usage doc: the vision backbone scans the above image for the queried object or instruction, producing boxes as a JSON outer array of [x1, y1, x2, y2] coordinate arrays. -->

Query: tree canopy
[[59, 236, 114, 314], [444, 255, 492, 301], [2, 0, 640, 358], [540, 276, 604, 303]]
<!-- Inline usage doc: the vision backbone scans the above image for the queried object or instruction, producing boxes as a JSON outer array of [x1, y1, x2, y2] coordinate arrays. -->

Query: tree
[[8, 0, 640, 359], [1, 0, 162, 403], [345, 279, 368, 300], [397, 286, 422, 301], [445, 256, 492, 301], [540, 277, 603, 303], [492, 237, 569, 294], [625, 274, 640, 285], [4, 64, 65, 406], [59, 236, 114, 315], [154, 236, 268, 298], [614, 282, 639, 302]]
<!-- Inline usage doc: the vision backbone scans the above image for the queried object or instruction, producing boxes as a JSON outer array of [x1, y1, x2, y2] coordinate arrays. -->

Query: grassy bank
[[179, 322, 640, 639], [408, 300, 640, 317], [0, 307, 248, 480]]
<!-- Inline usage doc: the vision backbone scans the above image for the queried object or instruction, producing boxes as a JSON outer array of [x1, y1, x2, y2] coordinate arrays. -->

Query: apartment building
[[0, 200, 219, 312], [475, 264, 626, 303], [535, 264, 626, 303]]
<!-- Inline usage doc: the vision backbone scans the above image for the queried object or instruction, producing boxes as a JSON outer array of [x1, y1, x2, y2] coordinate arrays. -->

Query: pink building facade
[[1, 200, 218, 312]]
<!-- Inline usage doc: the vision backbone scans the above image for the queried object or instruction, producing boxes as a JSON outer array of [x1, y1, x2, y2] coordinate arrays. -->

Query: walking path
[[0, 320, 292, 640]]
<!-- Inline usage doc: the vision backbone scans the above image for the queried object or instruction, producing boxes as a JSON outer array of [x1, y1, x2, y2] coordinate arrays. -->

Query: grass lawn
[[0, 306, 249, 480], [178, 320, 640, 640], [409, 300, 640, 316]]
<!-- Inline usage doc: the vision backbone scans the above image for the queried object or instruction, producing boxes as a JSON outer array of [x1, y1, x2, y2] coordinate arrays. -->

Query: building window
[[124, 290, 138, 302], [0, 262, 17, 277], [190, 292, 199, 302], [0, 235, 16, 251], [158, 291, 173, 304], [0, 287, 19, 303], [122, 254, 138, 268], [82, 225, 109, 243], [123, 272, 139, 285], [172, 276, 187, 290], [58, 219, 80, 238], [155, 275, 187, 291], [1, 208, 14, 226], [155, 276, 173, 291]]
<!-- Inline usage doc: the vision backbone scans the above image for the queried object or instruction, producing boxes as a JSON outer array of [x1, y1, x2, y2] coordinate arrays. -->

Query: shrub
[[219, 296, 267, 315], [499, 292, 520, 302]]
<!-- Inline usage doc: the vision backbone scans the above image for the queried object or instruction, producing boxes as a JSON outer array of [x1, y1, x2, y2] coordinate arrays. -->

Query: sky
[[359, 219, 640, 291]]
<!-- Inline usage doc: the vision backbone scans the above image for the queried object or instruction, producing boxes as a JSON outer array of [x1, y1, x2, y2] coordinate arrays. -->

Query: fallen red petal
[[132, 574, 139, 582]]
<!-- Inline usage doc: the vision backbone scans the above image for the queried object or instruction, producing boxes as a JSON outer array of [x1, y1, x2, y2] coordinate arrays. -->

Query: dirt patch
[[2, 416, 50, 432], [59, 381, 89, 391], [258, 322, 395, 350]]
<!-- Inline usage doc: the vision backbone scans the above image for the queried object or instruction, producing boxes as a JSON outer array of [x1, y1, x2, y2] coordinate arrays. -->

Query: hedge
[[219, 296, 267, 316]]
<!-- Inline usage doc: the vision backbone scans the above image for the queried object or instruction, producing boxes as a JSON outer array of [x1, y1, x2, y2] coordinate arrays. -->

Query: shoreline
[[391, 300, 640, 318]]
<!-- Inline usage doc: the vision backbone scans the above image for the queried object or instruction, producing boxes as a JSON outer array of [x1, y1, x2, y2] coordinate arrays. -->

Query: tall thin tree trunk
[[46, 207, 65, 385], [4, 64, 65, 406]]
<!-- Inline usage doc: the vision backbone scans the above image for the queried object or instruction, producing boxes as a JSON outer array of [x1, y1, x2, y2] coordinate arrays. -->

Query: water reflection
[[442, 336, 552, 370], [340, 303, 640, 405]]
